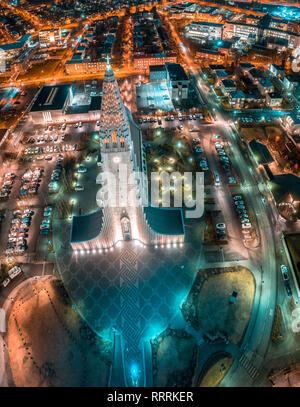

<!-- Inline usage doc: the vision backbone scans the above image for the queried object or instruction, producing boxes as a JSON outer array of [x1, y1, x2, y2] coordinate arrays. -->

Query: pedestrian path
[[239, 353, 260, 380]]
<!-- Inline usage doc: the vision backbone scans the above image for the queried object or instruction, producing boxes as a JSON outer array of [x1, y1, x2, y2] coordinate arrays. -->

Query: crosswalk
[[239, 354, 260, 380]]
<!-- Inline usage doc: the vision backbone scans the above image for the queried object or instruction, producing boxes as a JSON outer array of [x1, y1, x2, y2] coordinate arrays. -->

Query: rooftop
[[31, 84, 71, 112], [70, 209, 103, 243], [149, 65, 166, 72], [144, 206, 185, 236], [210, 64, 226, 70], [221, 79, 236, 88], [270, 174, 300, 203], [166, 63, 188, 82], [229, 90, 246, 99], [249, 140, 274, 165], [189, 21, 223, 28]]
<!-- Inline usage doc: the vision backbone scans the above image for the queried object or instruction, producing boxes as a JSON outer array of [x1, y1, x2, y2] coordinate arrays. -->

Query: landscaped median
[[151, 328, 198, 387], [182, 266, 255, 345], [198, 352, 234, 387]]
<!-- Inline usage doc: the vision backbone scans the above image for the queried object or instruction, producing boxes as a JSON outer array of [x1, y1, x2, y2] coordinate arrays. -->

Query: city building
[[270, 64, 285, 78], [228, 90, 247, 108], [283, 74, 300, 91], [238, 62, 255, 76], [257, 77, 274, 95], [70, 60, 185, 251], [220, 78, 236, 95], [149, 65, 168, 83], [195, 48, 225, 65], [247, 67, 264, 84], [165, 63, 189, 101], [266, 92, 283, 107], [223, 22, 259, 41], [65, 58, 107, 75], [0, 34, 32, 60], [283, 114, 300, 135], [39, 28, 67, 48], [133, 53, 177, 74], [184, 21, 223, 41], [29, 83, 102, 123]]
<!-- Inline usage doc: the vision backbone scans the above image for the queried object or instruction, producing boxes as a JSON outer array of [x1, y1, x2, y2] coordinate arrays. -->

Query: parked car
[[285, 282, 292, 296], [281, 265, 289, 281], [2, 278, 10, 288], [216, 223, 226, 230], [242, 223, 252, 229]]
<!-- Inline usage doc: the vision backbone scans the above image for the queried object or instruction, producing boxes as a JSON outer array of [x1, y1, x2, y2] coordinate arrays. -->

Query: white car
[[216, 223, 226, 229], [8, 266, 22, 279], [242, 223, 252, 229], [2, 278, 10, 288], [281, 265, 289, 281]]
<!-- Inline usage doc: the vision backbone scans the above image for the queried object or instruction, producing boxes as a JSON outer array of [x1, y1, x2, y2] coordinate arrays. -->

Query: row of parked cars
[[6, 209, 34, 254], [36, 134, 64, 144], [19, 167, 43, 196], [45, 123, 67, 132], [49, 155, 63, 194], [215, 138, 236, 185], [2, 266, 23, 288], [138, 113, 203, 125], [192, 137, 208, 171], [40, 205, 53, 235], [0, 172, 16, 200], [232, 195, 253, 240]]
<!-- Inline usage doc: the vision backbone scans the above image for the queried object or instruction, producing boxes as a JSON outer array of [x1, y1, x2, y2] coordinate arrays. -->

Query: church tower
[[98, 57, 130, 152]]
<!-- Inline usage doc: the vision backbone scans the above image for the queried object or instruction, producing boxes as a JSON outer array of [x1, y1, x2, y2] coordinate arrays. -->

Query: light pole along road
[[192, 64, 284, 386], [158, 13, 286, 384]]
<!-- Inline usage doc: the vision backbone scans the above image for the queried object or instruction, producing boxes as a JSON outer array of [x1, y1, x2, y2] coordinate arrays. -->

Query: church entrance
[[121, 212, 131, 241]]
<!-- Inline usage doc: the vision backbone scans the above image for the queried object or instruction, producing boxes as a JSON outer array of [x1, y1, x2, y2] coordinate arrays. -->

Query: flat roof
[[249, 140, 274, 165], [149, 65, 166, 72], [215, 70, 228, 78], [31, 85, 71, 112], [144, 206, 185, 235], [189, 21, 223, 27], [70, 209, 103, 243], [89, 96, 102, 111], [259, 77, 273, 87], [209, 64, 226, 70], [270, 174, 300, 203], [166, 63, 188, 82], [229, 90, 246, 99], [249, 68, 264, 79], [221, 79, 236, 88]]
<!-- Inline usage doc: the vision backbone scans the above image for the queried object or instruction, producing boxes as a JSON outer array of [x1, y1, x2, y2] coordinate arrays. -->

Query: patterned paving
[[55, 218, 197, 327], [53, 217, 199, 385]]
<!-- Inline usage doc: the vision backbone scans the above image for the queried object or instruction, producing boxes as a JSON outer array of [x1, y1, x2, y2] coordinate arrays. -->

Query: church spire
[[99, 59, 130, 150]]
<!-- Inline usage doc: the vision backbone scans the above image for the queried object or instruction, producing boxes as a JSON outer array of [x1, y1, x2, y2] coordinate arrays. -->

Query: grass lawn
[[153, 332, 197, 386], [241, 126, 265, 142], [190, 267, 255, 345], [204, 210, 215, 244], [7, 276, 112, 386], [200, 355, 233, 387], [18, 60, 60, 81]]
